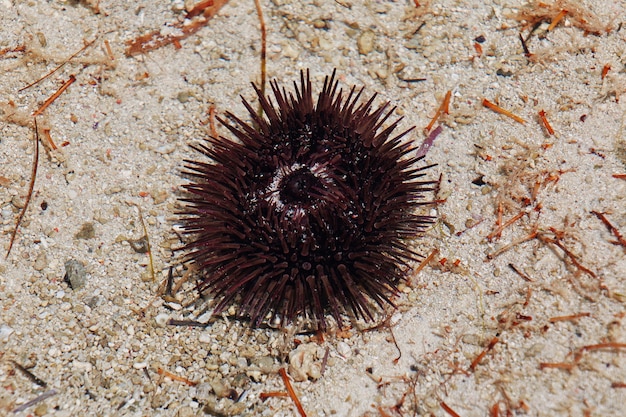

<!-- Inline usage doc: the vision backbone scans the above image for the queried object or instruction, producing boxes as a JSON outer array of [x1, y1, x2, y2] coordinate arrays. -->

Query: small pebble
[[198, 333, 212, 344], [155, 313, 170, 327], [256, 356, 274, 374], [219, 363, 229, 375], [34, 403, 48, 416], [12, 194, 26, 209], [210, 379, 230, 398], [74, 222, 95, 240], [177, 91, 191, 103], [104, 186, 123, 195], [336, 341, 351, 358], [34, 252, 48, 271], [64, 259, 87, 290], [289, 343, 322, 381], [128, 236, 149, 253], [357, 30, 375, 54], [176, 406, 194, 417]]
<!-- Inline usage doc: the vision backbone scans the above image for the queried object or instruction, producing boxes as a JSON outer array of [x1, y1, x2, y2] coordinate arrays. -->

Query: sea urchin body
[[180, 70, 436, 330]]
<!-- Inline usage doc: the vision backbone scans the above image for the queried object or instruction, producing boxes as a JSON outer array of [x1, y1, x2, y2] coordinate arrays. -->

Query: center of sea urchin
[[262, 162, 330, 209], [279, 167, 321, 205]]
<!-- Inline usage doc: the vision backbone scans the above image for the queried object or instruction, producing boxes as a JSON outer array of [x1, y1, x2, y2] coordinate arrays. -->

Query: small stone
[[177, 91, 191, 103], [104, 186, 123, 195], [336, 341, 351, 358], [36, 32, 47, 48], [255, 356, 274, 374], [12, 194, 26, 209], [357, 30, 375, 55], [171, 0, 184, 12], [74, 222, 95, 240], [128, 236, 149, 253], [156, 144, 176, 154], [33, 252, 48, 271], [84, 296, 102, 308], [288, 343, 322, 381], [64, 259, 87, 290], [313, 19, 327, 29], [198, 333, 212, 344], [152, 189, 168, 204], [155, 313, 170, 327], [33, 403, 48, 416], [176, 406, 194, 417], [219, 363, 229, 375], [210, 379, 231, 398]]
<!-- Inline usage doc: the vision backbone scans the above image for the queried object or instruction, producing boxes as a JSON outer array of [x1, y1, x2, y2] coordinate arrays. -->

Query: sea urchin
[[179, 70, 436, 330]]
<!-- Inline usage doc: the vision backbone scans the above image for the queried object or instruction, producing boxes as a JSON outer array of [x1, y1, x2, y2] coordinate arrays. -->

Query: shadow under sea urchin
[[179, 70, 437, 331]]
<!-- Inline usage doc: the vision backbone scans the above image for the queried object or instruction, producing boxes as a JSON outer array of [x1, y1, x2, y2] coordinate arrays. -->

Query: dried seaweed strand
[[508, 263, 534, 282], [482, 98, 526, 124], [486, 212, 526, 241], [32, 74, 76, 117], [136, 205, 156, 282], [279, 367, 307, 417], [537, 234, 598, 279], [440, 400, 461, 417], [167, 319, 209, 327], [469, 336, 499, 371], [19, 39, 95, 92], [254, 0, 267, 99], [260, 391, 288, 400], [6, 118, 40, 258], [591, 210, 626, 248], [156, 367, 197, 386], [12, 389, 57, 413], [486, 228, 538, 260], [546, 9, 567, 32], [416, 125, 442, 159], [425, 90, 451, 133], [549, 312, 590, 322], [125, 0, 229, 56], [10, 360, 47, 387], [540, 342, 626, 370], [413, 248, 438, 275], [538, 110, 555, 135]]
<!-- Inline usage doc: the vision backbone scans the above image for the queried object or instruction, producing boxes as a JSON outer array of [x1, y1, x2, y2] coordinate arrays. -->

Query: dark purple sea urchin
[[179, 70, 436, 330]]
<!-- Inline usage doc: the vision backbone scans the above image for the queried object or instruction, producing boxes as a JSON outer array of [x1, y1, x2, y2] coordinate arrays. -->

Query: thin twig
[[6, 118, 40, 258], [591, 210, 626, 248], [538, 234, 598, 279], [279, 368, 307, 417], [254, 0, 267, 112], [19, 39, 95, 92], [32, 74, 76, 117], [136, 205, 156, 282], [10, 360, 47, 387], [12, 389, 57, 413]]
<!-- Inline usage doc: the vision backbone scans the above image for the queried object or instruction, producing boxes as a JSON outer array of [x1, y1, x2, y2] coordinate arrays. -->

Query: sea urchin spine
[[180, 70, 436, 330]]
